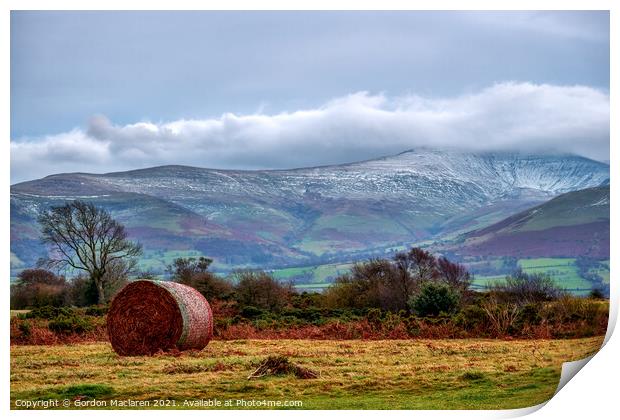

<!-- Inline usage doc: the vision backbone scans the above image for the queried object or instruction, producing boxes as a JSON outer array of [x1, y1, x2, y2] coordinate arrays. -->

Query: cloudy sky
[[11, 11, 609, 183]]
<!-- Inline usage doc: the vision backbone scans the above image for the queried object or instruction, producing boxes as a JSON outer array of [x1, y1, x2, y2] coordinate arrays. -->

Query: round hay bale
[[107, 280, 213, 356]]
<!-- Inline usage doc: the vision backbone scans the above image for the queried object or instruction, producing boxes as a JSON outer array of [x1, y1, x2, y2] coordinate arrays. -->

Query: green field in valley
[[520, 258, 590, 289], [471, 258, 607, 295], [270, 263, 353, 288]]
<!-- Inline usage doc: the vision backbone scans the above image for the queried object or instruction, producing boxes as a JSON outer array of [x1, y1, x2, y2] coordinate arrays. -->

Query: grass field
[[471, 258, 606, 295], [294, 283, 332, 291], [10, 337, 603, 410], [271, 263, 353, 286], [518, 258, 589, 289]]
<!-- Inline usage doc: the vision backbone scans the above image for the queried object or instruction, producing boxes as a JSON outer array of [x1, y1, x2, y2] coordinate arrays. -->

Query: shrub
[[460, 371, 486, 381], [544, 296, 605, 324], [24, 306, 76, 320], [240, 306, 264, 319], [252, 319, 274, 330], [515, 303, 543, 329], [366, 308, 383, 325], [324, 259, 410, 311], [454, 305, 488, 331], [84, 305, 108, 317], [167, 256, 234, 300], [292, 292, 325, 309], [281, 307, 323, 323], [48, 315, 93, 334], [589, 288, 606, 300], [490, 270, 563, 304], [409, 283, 460, 317], [323, 274, 359, 309], [18, 320, 32, 337], [480, 299, 521, 336]]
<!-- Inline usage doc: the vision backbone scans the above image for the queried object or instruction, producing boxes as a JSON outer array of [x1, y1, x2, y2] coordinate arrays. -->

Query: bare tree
[[437, 257, 471, 292], [233, 270, 293, 312], [394, 247, 439, 284], [37, 201, 142, 304], [489, 269, 563, 305], [167, 256, 232, 301], [166, 256, 213, 283]]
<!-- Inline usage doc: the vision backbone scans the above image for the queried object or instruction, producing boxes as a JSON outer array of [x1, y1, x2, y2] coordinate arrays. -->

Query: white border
[[2, 2, 617, 420]]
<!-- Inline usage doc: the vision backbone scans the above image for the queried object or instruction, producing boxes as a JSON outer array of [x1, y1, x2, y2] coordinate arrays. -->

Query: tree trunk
[[93, 274, 106, 304]]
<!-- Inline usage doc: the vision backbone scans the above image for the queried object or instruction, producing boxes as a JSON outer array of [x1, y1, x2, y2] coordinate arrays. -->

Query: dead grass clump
[[248, 356, 319, 379], [429, 365, 451, 372], [460, 371, 486, 381], [504, 365, 518, 372], [24, 360, 81, 369]]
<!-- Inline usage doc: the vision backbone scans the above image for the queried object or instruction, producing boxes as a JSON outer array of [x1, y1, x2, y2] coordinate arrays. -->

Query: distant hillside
[[10, 149, 609, 274], [456, 185, 609, 259]]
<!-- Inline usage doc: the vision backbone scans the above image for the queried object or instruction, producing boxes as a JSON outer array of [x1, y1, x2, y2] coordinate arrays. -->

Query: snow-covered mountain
[[10, 149, 610, 273]]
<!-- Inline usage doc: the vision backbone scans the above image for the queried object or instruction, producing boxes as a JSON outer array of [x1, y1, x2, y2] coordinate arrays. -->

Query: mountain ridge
[[10, 149, 610, 274], [455, 185, 609, 259], [13, 147, 608, 186]]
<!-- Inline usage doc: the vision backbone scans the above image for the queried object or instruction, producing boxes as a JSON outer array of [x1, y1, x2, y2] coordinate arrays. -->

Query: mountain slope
[[10, 149, 610, 273], [456, 185, 610, 259]]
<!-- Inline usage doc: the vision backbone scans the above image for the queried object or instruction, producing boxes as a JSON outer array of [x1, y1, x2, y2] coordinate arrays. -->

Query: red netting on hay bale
[[107, 280, 213, 356]]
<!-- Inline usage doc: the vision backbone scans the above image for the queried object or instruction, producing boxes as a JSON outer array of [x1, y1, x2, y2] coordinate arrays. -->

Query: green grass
[[271, 266, 314, 279], [313, 263, 353, 282], [513, 186, 609, 232], [271, 263, 353, 285], [519, 258, 591, 291], [311, 214, 404, 234], [10, 310, 30, 318], [292, 213, 411, 255], [10, 337, 603, 410], [293, 283, 332, 291], [519, 258, 576, 269], [472, 258, 606, 295]]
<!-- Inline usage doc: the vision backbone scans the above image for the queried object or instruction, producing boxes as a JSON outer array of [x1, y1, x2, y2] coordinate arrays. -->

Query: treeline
[[576, 256, 609, 298], [10, 267, 125, 309], [11, 247, 609, 344]]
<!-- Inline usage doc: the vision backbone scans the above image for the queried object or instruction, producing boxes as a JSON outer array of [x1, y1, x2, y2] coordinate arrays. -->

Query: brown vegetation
[[248, 356, 319, 379], [10, 294, 607, 346]]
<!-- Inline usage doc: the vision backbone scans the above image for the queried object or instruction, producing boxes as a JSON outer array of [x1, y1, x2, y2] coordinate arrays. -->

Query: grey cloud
[[11, 11, 609, 139], [10, 82, 609, 183]]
